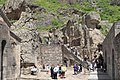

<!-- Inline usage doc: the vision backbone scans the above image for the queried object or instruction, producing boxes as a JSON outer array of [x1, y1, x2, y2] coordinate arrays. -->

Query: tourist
[[98, 53, 104, 70], [50, 65, 54, 79], [46, 64, 50, 74], [77, 64, 82, 72], [73, 63, 77, 75], [103, 62, 107, 72], [92, 54, 98, 71], [80, 64, 82, 72], [53, 66, 59, 79], [77, 64, 81, 73], [43, 64, 45, 69], [61, 65, 67, 78], [58, 65, 62, 77], [91, 59, 95, 71], [31, 65, 38, 75], [83, 55, 88, 74]]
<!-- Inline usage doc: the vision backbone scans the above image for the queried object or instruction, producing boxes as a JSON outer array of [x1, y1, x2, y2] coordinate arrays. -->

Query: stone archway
[[1, 40, 6, 80]]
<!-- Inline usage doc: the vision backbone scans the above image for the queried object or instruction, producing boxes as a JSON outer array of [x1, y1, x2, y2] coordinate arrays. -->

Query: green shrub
[[0, 0, 6, 5], [100, 25, 109, 36], [33, 0, 120, 31], [51, 18, 64, 28], [37, 25, 53, 31], [97, 0, 120, 23]]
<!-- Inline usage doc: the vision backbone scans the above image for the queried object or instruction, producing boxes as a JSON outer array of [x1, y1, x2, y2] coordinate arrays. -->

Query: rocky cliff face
[[3, 0, 35, 20], [11, 12, 42, 75], [111, 0, 120, 5], [2, 0, 107, 75]]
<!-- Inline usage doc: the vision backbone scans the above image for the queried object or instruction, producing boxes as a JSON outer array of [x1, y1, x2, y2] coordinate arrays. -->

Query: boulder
[[84, 12, 101, 29]]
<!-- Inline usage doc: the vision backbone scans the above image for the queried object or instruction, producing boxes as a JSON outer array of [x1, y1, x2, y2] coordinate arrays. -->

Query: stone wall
[[102, 24, 116, 79], [0, 21, 20, 79], [12, 12, 42, 73], [41, 45, 62, 66], [113, 21, 120, 79], [102, 21, 120, 79]]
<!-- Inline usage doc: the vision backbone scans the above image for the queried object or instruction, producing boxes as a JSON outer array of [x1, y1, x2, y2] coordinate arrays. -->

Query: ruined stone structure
[[61, 12, 104, 64], [39, 29, 63, 67], [61, 20, 90, 66], [12, 12, 42, 75], [41, 44, 62, 66], [102, 21, 120, 80], [0, 15, 21, 79]]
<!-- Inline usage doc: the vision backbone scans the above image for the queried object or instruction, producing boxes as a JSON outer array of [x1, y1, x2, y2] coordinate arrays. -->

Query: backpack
[[53, 67, 59, 73]]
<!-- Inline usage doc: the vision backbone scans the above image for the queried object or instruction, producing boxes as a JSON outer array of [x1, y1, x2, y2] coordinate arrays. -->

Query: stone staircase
[[63, 45, 111, 80], [88, 69, 111, 80], [63, 44, 91, 68]]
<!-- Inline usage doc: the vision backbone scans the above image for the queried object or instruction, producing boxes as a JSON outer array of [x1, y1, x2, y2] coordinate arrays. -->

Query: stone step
[[88, 70, 111, 80]]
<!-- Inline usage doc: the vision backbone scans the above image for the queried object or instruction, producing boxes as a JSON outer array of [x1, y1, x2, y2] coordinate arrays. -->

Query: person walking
[[80, 64, 82, 72], [73, 63, 77, 75], [46, 64, 50, 74], [53, 66, 59, 79], [61, 65, 67, 78], [50, 65, 54, 79], [58, 65, 62, 77]]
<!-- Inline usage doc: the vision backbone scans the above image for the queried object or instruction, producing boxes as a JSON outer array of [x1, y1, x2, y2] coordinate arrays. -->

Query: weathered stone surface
[[3, 0, 27, 20], [11, 12, 42, 76], [103, 21, 120, 80], [111, 0, 120, 6], [89, 28, 105, 49], [13, 28, 41, 64], [0, 18, 21, 80], [41, 45, 62, 66], [3, 0, 43, 20], [84, 12, 101, 29]]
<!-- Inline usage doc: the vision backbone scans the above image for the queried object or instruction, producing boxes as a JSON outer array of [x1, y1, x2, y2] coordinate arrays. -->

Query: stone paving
[[20, 67, 89, 80], [88, 69, 111, 80]]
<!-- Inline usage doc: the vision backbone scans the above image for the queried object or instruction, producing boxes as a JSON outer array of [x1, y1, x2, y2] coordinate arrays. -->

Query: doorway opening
[[1, 40, 6, 80]]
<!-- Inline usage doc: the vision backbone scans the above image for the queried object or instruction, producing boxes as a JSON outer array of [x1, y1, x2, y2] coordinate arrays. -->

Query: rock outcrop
[[11, 12, 42, 75], [3, 0, 27, 20], [3, 0, 42, 20], [111, 0, 120, 6], [84, 12, 101, 29]]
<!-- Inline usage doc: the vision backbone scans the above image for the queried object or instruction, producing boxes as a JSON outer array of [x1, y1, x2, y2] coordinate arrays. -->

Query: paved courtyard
[[20, 67, 89, 80]]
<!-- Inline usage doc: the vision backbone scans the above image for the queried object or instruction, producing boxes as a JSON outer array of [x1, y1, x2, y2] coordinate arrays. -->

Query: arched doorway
[[1, 40, 6, 80]]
